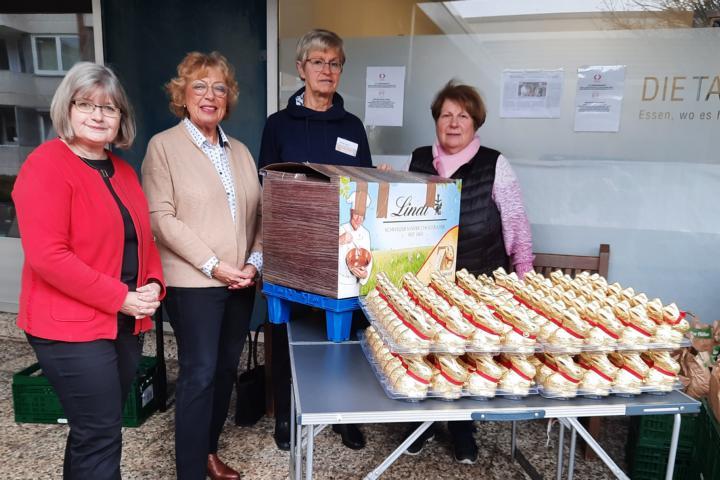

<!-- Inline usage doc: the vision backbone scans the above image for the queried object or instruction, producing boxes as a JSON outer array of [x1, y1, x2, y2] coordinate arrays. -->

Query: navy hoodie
[[259, 87, 372, 168]]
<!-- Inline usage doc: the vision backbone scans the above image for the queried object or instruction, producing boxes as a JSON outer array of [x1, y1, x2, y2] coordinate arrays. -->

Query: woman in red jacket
[[12, 62, 165, 479]]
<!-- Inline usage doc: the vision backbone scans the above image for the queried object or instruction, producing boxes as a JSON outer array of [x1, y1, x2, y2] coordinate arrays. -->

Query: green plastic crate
[[692, 400, 720, 480], [629, 411, 700, 449], [626, 412, 702, 480], [627, 442, 694, 480], [12, 356, 158, 428]]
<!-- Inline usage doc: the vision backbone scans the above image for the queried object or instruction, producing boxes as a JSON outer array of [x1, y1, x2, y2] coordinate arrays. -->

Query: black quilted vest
[[409, 145, 509, 276]]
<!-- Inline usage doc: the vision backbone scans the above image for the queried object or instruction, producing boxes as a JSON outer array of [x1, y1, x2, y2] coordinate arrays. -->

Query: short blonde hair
[[165, 51, 239, 119], [295, 29, 345, 64], [50, 62, 135, 149]]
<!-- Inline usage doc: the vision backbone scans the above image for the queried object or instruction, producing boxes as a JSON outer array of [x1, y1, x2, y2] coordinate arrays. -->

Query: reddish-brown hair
[[165, 51, 239, 119], [431, 80, 486, 130]]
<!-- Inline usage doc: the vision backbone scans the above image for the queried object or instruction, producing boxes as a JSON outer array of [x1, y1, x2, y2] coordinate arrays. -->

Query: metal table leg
[[556, 422, 565, 480], [665, 413, 681, 480], [295, 422, 303, 480], [567, 425, 577, 480], [305, 424, 314, 480], [363, 421, 434, 480], [290, 383, 297, 480], [511, 420, 517, 456], [560, 418, 630, 480], [506, 420, 542, 480]]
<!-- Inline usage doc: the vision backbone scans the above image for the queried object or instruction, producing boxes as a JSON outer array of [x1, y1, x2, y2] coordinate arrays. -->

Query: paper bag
[[709, 360, 720, 423], [679, 349, 710, 399]]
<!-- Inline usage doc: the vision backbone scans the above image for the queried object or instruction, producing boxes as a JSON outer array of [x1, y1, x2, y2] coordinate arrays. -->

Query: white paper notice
[[500, 69, 563, 118], [574, 65, 626, 132], [364, 66, 405, 126]]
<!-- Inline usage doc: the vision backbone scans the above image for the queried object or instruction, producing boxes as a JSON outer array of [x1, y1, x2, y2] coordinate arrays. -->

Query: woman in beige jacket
[[142, 51, 261, 480]]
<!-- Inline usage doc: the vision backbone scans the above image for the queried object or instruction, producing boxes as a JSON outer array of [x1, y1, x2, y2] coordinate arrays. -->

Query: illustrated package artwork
[[337, 177, 461, 298]]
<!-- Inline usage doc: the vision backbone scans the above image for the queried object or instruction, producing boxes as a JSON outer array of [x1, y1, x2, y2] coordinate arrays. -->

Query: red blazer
[[12, 139, 165, 342]]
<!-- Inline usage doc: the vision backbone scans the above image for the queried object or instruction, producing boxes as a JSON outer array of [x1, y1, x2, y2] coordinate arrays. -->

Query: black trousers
[[27, 322, 142, 480], [165, 286, 254, 480], [407, 419, 474, 438]]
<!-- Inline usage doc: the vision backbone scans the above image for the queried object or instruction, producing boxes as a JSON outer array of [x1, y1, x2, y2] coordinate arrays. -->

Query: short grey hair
[[50, 62, 136, 149], [295, 29, 345, 65]]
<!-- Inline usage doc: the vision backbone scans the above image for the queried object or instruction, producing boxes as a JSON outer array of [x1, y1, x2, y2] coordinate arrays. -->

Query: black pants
[[27, 321, 142, 480], [407, 419, 474, 443], [165, 286, 254, 480]]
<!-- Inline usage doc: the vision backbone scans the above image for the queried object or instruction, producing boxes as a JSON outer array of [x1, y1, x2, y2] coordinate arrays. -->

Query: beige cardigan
[[141, 123, 262, 288]]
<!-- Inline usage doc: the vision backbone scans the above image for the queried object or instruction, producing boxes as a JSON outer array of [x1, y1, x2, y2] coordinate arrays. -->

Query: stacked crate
[[692, 399, 720, 480], [12, 356, 158, 428], [626, 410, 700, 479]]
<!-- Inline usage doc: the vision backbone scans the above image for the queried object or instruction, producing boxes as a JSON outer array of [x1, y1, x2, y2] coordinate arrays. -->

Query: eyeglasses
[[305, 58, 343, 74], [71, 100, 122, 118], [190, 81, 229, 98]]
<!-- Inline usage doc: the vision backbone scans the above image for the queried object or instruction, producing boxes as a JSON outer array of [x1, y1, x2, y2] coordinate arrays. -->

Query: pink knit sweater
[[492, 155, 534, 277]]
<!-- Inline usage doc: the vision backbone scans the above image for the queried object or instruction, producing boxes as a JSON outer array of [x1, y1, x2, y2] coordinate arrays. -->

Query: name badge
[[335, 137, 358, 157]]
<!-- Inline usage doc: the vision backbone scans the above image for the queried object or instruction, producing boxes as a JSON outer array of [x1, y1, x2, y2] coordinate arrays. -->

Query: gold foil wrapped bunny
[[577, 353, 617, 396]]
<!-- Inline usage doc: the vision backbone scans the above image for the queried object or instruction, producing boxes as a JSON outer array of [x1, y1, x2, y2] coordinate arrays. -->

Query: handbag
[[235, 324, 266, 426]]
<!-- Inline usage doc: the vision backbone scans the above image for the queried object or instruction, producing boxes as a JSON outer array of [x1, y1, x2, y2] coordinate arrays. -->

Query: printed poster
[[364, 66, 406, 126], [500, 69, 563, 118], [574, 65, 626, 132]]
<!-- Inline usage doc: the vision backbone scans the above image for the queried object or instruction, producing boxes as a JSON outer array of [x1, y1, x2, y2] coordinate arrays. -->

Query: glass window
[[39, 111, 54, 142], [276, 0, 720, 325], [34, 36, 59, 72], [32, 35, 85, 74], [60, 36, 80, 70]]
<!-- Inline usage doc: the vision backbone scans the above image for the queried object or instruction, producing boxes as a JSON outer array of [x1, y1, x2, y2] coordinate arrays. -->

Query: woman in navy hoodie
[[259, 29, 371, 451]]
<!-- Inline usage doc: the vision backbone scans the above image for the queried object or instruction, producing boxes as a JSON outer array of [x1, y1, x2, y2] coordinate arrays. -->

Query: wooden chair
[[532, 243, 609, 278], [531, 243, 610, 460]]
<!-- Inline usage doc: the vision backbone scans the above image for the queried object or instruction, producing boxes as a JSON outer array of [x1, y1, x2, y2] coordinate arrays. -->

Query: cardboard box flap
[[261, 162, 454, 185]]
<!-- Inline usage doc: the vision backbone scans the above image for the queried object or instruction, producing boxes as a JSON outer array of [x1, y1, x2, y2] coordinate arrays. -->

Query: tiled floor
[[0, 314, 626, 479]]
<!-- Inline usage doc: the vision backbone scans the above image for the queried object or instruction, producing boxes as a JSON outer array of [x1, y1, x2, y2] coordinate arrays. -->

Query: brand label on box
[[337, 178, 461, 298]]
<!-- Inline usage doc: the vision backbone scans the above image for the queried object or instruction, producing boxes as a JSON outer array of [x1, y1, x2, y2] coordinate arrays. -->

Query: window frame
[[0, 106, 18, 146], [30, 34, 80, 75]]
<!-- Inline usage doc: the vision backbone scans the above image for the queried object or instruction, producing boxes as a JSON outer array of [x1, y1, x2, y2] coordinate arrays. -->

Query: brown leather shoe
[[207, 454, 240, 480]]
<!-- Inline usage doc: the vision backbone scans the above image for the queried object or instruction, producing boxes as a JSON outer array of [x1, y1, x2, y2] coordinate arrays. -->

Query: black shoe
[[274, 419, 290, 451], [332, 424, 366, 450], [452, 431, 478, 464], [404, 427, 435, 456]]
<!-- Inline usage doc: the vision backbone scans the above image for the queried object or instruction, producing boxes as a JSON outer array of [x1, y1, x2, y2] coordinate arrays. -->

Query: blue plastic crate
[[263, 282, 360, 342]]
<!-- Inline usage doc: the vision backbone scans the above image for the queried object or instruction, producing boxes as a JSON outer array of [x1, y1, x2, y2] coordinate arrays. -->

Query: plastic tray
[[360, 297, 540, 355], [359, 331, 537, 401], [359, 332, 428, 402], [539, 338, 691, 354]]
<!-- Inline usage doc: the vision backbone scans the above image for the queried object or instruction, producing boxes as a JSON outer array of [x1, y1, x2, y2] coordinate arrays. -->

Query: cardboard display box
[[261, 163, 461, 299]]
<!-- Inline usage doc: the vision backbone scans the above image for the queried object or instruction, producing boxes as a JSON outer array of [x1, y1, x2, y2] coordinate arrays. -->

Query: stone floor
[[0, 313, 627, 479]]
